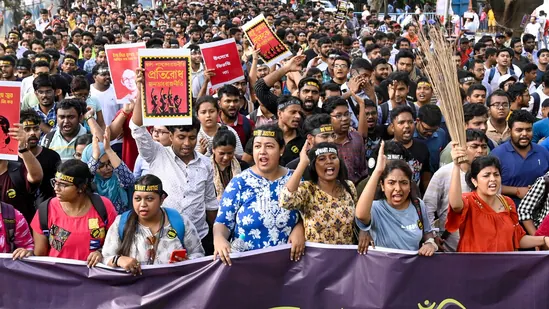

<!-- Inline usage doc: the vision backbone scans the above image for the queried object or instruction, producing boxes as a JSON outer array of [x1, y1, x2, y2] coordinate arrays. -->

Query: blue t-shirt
[[215, 168, 299, 251], [414, 127, 449, 172], [491, 141, 549, 205], [533, 118, 549, 143], [356, 199, 432, 251]]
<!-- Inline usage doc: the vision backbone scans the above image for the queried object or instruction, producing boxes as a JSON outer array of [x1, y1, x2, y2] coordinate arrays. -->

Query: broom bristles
[[417, 26, 467, 160]]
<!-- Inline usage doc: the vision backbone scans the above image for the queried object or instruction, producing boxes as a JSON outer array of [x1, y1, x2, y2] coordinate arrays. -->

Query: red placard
[[0, 81, 21, 161], [200, 38, 245, 90], [105, 42, 146, 104], [242, 14, 292, 65], [138, 49, 192, 126]]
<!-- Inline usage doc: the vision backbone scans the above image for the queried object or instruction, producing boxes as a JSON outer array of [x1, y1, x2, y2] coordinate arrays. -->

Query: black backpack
[[39, 194, 108, 238]]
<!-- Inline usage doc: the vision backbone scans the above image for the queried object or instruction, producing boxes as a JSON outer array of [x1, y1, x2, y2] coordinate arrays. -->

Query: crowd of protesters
[[3, 0, 549, 275]]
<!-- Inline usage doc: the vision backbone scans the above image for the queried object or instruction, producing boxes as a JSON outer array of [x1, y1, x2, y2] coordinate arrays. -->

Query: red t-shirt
[[30, 196, 118, 261], [116, 110, 138, 171], [219, 114, 255, 147]]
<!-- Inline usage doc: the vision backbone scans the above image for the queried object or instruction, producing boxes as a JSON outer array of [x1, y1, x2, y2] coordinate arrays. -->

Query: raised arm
[[131, 69, 144, 127], [10, 124, 43, 184], [448, 142, 467, 213]]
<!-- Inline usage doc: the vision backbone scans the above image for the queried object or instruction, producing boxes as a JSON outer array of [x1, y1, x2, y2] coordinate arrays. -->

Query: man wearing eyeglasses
[[486, 90, 511, 144]]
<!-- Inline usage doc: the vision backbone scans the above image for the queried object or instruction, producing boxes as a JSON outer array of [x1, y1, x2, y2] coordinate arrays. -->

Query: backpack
[[39, 194, 108, 238], [118, 207, 185, 246], [42, 130, 56, 149], [487, 67, 516, 85], [1, 202, 15, 253], [242, 116, 252, 144], [380, 101, 417, 125], [7, 161, 27, 197], [531, 92, 542, 119], [532, 174, 549, 224]]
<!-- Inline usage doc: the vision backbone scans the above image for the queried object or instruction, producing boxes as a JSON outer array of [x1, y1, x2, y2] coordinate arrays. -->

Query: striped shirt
[[0, 206, 34, 253]]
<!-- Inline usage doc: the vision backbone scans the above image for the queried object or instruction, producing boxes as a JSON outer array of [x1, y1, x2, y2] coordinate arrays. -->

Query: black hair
[[395, 49, 415, 63], [538, 48, 549, 58], [371, 57, 388, 69], [543, 71, 549, 88], [485, 47, 497, 58], [374, 159, 419, 202], [15, 58, 32, 70], [351, 57, 373, 72], [507, 109, 535, 130], [317, 37, 332, 48], [465, 156, 501, 191], [387, 71, 410, 87], [70, 75, 90, 92], [507, 83, 528, 102], [307, 142, 353, 197], [298, 77, 321, 91], [32, 74, 55, 91], [0, 55, 15, 66], [217, 84, 240, 99], [467, 84, 487, 96], [277, 95, 302, 111], [496, 48, 513, 58], [523, 62, 538, 74], [20, 108, 42, 127], [417, 104, 442, 127], [303, 113, 332, 135], [92, 63, 109, 76], [321, 96, 348, 114], [56, 98, 84, 115], [195, 95, 219, 112], [118, 174, 165, 256], [466, 128, 488, 143], [75, 134, 93, 149], [65, 45, 80, 57], [473, 42, 486, 53], [57, 159, 95, 192], [251, 124, 285, 148], [510, 37, 522, 49], [486, 89, 510, 107], [390, 105, 414, 123], [463, 101, 488, 123], [523, 33, 536, 44], [167, 116, 201, 134], [334, 56, 351, 68], [50, 74, 70, 97], [212, 125, 237, 149], [0, 116, 10, 145], [365, 43, 381, 55]]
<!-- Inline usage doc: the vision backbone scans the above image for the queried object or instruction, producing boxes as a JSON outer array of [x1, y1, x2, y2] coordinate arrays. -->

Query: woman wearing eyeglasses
[[29, 160, 118, 266], [82, 128, 135, 214], [102, 175, 205, 275]]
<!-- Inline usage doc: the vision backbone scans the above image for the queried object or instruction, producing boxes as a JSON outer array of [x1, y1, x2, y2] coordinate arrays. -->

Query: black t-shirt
[[20, 147, 61, 207], [285, 157, 312, 180], [245, 131, 306, 166], [304, 48, 318, 66], [405, 139, 431, 185]]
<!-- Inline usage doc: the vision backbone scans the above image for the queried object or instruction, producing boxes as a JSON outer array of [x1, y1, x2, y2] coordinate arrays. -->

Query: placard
[[242, 14, 292, 65], [200, 38, 245, 90], [105, 42, 146, 104], [0, 81, 21, 161], [336, 0, 348, 20], [138, 49, 193, 126]]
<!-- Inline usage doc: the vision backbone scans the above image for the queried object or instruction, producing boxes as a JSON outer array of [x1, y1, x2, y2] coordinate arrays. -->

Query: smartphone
[[169, 249, 187, 263]]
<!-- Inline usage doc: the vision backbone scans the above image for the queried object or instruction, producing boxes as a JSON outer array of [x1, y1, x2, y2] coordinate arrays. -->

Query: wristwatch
[[18, 148, 29, 154]]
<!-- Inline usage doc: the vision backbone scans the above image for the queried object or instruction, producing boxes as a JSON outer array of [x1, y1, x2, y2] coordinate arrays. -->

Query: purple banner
[[2, 244, 549, 309]]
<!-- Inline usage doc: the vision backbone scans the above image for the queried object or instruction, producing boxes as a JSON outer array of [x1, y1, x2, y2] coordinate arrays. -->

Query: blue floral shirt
[[215, 168, 299, 251]]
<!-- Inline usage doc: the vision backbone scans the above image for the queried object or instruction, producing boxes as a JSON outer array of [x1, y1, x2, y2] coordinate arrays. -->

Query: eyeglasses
[[418, 122, 438, 134], [334, 64, 348, 69], [50, 178, 74, 189], [330, 112, 350, 120], [98, 161, 113, 169], [490, 103, 510, 109]]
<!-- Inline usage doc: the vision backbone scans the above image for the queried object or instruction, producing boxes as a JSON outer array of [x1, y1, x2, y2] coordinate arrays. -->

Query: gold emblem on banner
[[418, 299, 466, 309]]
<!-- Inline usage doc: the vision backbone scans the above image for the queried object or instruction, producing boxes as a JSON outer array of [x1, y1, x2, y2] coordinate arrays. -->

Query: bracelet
[[121, 111, 131, 118], [84, 115, 94, 122], [424, 238, 438, 251], [113, 255, 120, 267]]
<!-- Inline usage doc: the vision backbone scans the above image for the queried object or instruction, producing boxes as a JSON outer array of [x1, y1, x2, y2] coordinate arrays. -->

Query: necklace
[[62, 201, 90, 217]]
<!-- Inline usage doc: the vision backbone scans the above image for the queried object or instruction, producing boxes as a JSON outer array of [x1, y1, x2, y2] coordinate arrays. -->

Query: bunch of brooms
[[417, 26, 467, 162]]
